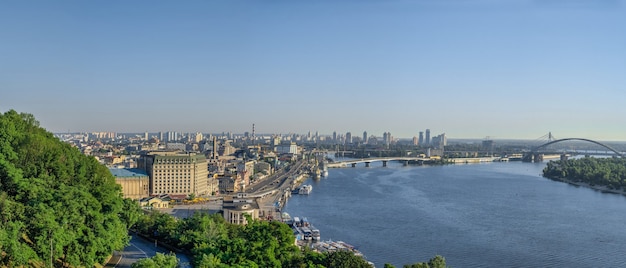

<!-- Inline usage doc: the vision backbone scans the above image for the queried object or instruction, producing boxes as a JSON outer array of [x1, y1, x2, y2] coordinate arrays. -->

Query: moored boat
[[298, 184, 313, 195], [290, 216, 321, 242]]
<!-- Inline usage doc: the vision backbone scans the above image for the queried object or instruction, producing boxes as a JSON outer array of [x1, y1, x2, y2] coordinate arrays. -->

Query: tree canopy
[[135, 210, 444, 268], [0, 110, 133, 266], [131, 252, 179, 268], [543, 157, 626, 190]]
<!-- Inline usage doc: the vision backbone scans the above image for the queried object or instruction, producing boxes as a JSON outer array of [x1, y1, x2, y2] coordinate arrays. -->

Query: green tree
[[196, 253, 226, 268], [326, 250, 372, 268], [0, 110, 130, 266], [121, 197, 144, 230], [131, 252, 179, 268], [403, 255, 447, 268]]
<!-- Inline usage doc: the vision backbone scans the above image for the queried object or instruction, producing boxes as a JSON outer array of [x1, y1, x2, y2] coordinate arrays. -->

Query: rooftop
[[109, 168, 148, 178]]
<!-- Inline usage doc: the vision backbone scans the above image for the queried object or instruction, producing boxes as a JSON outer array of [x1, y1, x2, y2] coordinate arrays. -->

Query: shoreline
[[547, 176, 626, 196]]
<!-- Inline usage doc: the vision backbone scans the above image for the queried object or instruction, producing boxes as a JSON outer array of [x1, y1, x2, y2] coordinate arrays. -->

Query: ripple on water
[[284, 162, 626, 267]]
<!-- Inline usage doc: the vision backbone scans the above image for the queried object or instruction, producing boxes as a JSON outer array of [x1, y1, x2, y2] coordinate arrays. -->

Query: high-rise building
[[425, 129, 431, 146], [383, 132, 388, 145], [167, 131, 179, 142], [440, 133, 447, 147], [363, 131, 368, 145], [138, 151, 212, 196], [413, 136, 419, 146], [212, 136, 218, 159], [333, 131, 337, 143], [144, 131, 149, 141], [418, 132, 424, 145], [194, 132, 203, 143], [252, 123, 256, 143], [383, 132, 390, 146]]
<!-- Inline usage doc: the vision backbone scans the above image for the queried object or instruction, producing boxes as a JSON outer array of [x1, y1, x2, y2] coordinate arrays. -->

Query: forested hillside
[[0, 110, 135, 266]]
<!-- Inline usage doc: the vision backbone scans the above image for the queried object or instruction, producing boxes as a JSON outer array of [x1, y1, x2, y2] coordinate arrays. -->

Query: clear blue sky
[[2, 0, 625, 140]]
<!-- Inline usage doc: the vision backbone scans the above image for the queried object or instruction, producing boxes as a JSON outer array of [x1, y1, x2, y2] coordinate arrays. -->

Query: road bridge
[[327, 157, 434, 168]]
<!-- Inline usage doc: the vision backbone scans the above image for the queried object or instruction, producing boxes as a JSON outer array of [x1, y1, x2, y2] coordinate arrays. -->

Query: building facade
[[139, 151, 213, 196], [222, 195, 260, 225], [363, 131, 368, 145], [275, 142, 298, 154], [110, 168, 150, 200]]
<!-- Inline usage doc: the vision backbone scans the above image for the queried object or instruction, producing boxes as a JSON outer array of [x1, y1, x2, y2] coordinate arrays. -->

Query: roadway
[[246, 159, 308, 194], [106, 234, 191, 268]]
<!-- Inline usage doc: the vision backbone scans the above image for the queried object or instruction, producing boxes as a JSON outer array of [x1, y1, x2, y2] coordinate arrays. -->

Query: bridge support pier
[[365, 162, 370, 167], [403, 160, 408, 166], [382, 161, 387, 167], [351, 163, 356, 168]]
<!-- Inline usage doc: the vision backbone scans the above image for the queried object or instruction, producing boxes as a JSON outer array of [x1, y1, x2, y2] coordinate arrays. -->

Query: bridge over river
[[328, 157, 439, 168], [328, 156, 506, 168], [522, 137, 625, 162]]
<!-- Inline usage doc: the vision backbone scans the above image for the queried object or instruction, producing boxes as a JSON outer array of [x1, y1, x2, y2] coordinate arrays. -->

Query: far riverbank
[[546, 176, 626, 196]]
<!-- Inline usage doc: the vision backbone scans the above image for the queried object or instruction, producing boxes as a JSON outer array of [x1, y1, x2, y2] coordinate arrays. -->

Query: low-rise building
[[254, 161, 273, 175], [110, 168, 150, 200], [275, 142, 299, 154], [222, 195, 259, 225], [139, 196, 169, 209], [218, 176, 236, 193]]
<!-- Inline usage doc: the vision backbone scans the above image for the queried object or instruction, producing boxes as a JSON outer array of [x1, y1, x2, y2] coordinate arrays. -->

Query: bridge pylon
[[548, 132, 556, 142]]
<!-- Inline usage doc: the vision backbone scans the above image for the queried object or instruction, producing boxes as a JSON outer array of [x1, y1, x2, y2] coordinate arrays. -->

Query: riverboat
[[301, 226, 312, 240], [291, 216, 321, 241], [298, 184, 313, 195], [313, 168, 321, 180], [311, 227, 321, 241]]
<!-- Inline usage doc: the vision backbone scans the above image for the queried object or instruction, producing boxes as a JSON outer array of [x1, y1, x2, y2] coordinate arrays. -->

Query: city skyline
[[2, 1, 626, 141]]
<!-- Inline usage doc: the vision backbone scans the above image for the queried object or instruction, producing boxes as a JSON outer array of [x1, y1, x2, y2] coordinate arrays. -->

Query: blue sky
[[2, 0, 625, 140]]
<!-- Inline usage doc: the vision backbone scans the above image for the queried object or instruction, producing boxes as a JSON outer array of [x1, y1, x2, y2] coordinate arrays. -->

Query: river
[[283, 160, 626, 267]]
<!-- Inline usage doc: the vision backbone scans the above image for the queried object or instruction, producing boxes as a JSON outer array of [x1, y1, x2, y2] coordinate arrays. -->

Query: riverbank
[[547, 176, 626, 196]]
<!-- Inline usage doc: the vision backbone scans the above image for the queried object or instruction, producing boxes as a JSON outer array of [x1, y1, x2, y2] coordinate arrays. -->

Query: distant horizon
[[51, 129, 626, 143], [3, 1, 625, 141]]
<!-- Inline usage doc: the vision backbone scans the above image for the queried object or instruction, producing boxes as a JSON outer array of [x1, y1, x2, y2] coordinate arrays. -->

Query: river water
[[283, 161, 626, 268]]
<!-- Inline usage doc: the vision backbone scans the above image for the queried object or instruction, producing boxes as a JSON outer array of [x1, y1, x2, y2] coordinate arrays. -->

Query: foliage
[[543, 157, 626, 189], [325, 250, 372, 268], [134, 210, 375, 267], [133, 209, 448, 267], [131, 252, 179, 268], [381, 255, 447, 268], [0, 110, 131, 266]]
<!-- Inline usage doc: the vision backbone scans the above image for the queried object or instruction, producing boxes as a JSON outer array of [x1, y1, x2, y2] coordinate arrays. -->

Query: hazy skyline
[[2, 1, 625, 140]]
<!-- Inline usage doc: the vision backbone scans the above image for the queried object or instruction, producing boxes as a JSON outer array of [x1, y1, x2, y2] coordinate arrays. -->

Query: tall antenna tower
[[252, 123, 256, 144]]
